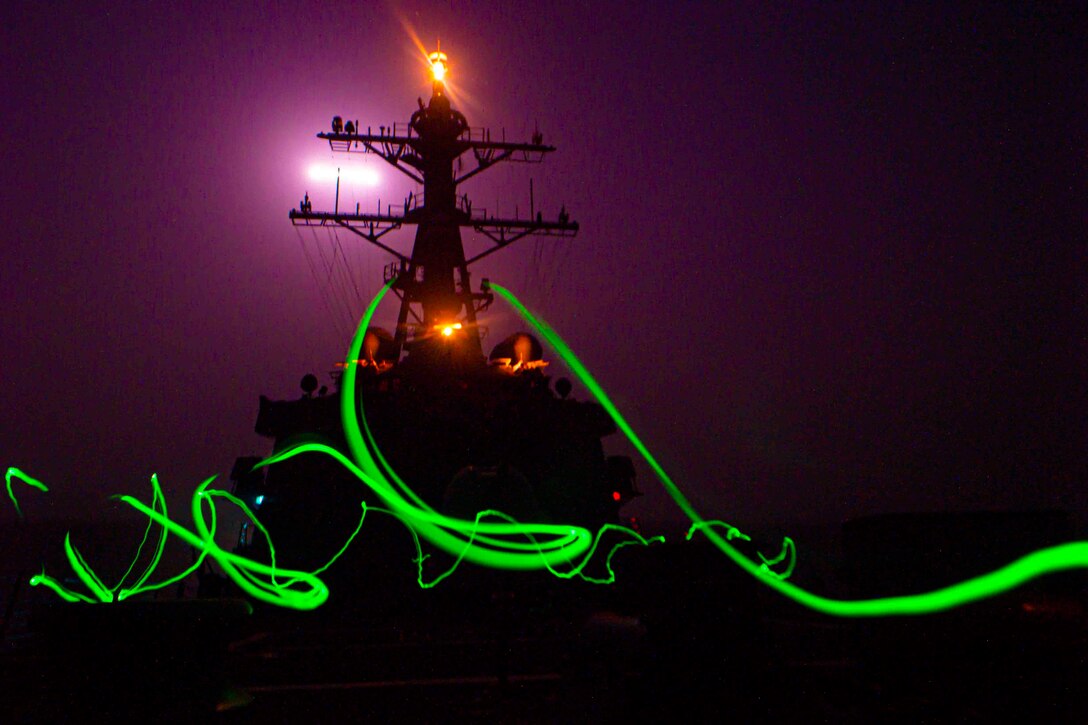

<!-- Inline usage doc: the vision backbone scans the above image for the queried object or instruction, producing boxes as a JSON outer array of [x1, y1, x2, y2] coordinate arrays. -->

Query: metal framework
[[291, 63, 577, 361]]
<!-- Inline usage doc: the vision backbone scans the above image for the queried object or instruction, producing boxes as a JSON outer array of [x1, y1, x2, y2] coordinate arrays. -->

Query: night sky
[[2, 2, 1084, 532]]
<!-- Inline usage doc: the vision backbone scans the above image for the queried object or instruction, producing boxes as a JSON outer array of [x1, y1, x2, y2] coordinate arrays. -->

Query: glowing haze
[[0, 2, 1083, 532], [307, 163, 381, 188]]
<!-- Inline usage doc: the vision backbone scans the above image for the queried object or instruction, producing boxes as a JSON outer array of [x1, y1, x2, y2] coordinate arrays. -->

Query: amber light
[[428, 51, 448, 83], [436, 321, 463, 338]]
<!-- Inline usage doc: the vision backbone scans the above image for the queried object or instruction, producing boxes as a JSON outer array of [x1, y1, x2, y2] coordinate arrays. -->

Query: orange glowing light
[[437, 321, 462, 338], [428, 50, 448, 83]]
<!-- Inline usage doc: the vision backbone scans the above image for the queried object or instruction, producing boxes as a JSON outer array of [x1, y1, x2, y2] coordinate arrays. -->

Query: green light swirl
[[323, 280, 659, 574], [683, 520, 796, 580], [27, 474, 329, 609], [10, 282, 1087, 616], [20, 449, 656, 607], [490, 282, 1088, 616], [756, 538, 796, 580], [11, 281, 659, 608], [259, 439, 663, 585]]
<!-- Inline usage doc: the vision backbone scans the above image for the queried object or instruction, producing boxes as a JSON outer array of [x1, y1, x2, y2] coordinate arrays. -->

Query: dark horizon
[[2, 2, 1084, 535]]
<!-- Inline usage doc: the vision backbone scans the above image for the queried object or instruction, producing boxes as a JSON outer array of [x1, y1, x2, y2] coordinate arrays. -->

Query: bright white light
[[255, 495, 265, 506], [307, 164, 381, 187]]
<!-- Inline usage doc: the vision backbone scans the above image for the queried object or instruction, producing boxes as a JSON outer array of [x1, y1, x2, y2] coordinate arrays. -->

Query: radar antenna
[[290, 48, 578, 362]]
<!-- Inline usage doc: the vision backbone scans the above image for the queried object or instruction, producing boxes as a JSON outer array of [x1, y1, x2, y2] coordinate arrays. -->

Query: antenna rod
[[335, 168, 341, 214]]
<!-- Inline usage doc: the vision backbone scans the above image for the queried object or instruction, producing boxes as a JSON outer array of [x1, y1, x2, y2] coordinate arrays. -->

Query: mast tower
[[290, 49, 578, 366]]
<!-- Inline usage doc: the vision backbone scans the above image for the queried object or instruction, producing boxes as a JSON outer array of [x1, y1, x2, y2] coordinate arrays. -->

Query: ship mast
[[289, 49, 578, 365]]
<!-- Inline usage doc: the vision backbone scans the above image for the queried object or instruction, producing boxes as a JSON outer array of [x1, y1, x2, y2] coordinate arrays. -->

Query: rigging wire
[[309, 226, 353, 341], [294, 226, 348, 344], [322, 227, 359, 334], [327, 228, 365, 328], [546, 233, 570, 301], [331, 227, 366, 312], [322, 227, 351, 319]]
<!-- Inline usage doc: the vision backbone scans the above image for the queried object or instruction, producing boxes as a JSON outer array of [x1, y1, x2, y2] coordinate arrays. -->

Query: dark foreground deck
[[3, 535, 1087, 722]]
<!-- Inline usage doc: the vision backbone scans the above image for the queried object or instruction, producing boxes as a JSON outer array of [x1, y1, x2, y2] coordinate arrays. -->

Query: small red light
[[612, 491, 621, 502]]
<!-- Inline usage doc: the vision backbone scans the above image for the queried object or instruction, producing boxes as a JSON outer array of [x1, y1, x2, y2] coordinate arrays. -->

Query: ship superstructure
[[290, 50, 577, 366], [232, 50, 639, 570]]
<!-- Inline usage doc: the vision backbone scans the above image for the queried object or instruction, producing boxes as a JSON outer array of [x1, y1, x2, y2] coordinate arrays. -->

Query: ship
[[7, 45, 1086, 723], [228, 50, 641, 579]]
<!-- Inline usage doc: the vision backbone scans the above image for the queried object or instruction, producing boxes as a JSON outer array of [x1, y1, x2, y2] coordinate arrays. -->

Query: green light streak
[[489, 282, 1088, 616], [8, 281, 659, 607], [113, 474, 169, 597], [324, 281, 655, 574], [22, 474, 330, 610], [757, 538, 796, 580], [6, 467, 48, 518], [683, 521, 795, 580], [64, 532, 113, 602], [685, 520, 753, 543], [10, 282, 1086, 616], [118, 476, 329, 609], [260, 441, 660, 581], [30, 573, 96, 603]]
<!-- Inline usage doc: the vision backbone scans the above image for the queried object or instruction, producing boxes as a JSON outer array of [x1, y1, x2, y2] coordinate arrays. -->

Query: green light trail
[[7, 283, 1088, 616], [6, 467, 48, 518], [12, 287, 659, 608], [684, 521, 796, 580], [326, 281, 660, 575], [490, 282, 1088, 616], [25, 474, 331, 609], [259, 440, 662, 586]]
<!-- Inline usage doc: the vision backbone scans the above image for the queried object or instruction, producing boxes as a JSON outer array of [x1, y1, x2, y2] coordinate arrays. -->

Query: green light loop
[[11, 282, 660, 609], [333, 281, 603, 571], [489, 282, 1088, 617], [26, 473, 331, 610], [757, 538, 796, 580], [13, 282, 1087, 616]]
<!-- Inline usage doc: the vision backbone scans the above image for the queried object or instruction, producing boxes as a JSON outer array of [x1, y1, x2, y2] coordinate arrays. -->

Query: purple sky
[[2, 1, 1084, 529]]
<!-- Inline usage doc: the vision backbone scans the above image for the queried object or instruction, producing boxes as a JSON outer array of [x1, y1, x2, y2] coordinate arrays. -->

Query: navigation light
[[429, 50, 448, 83]]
